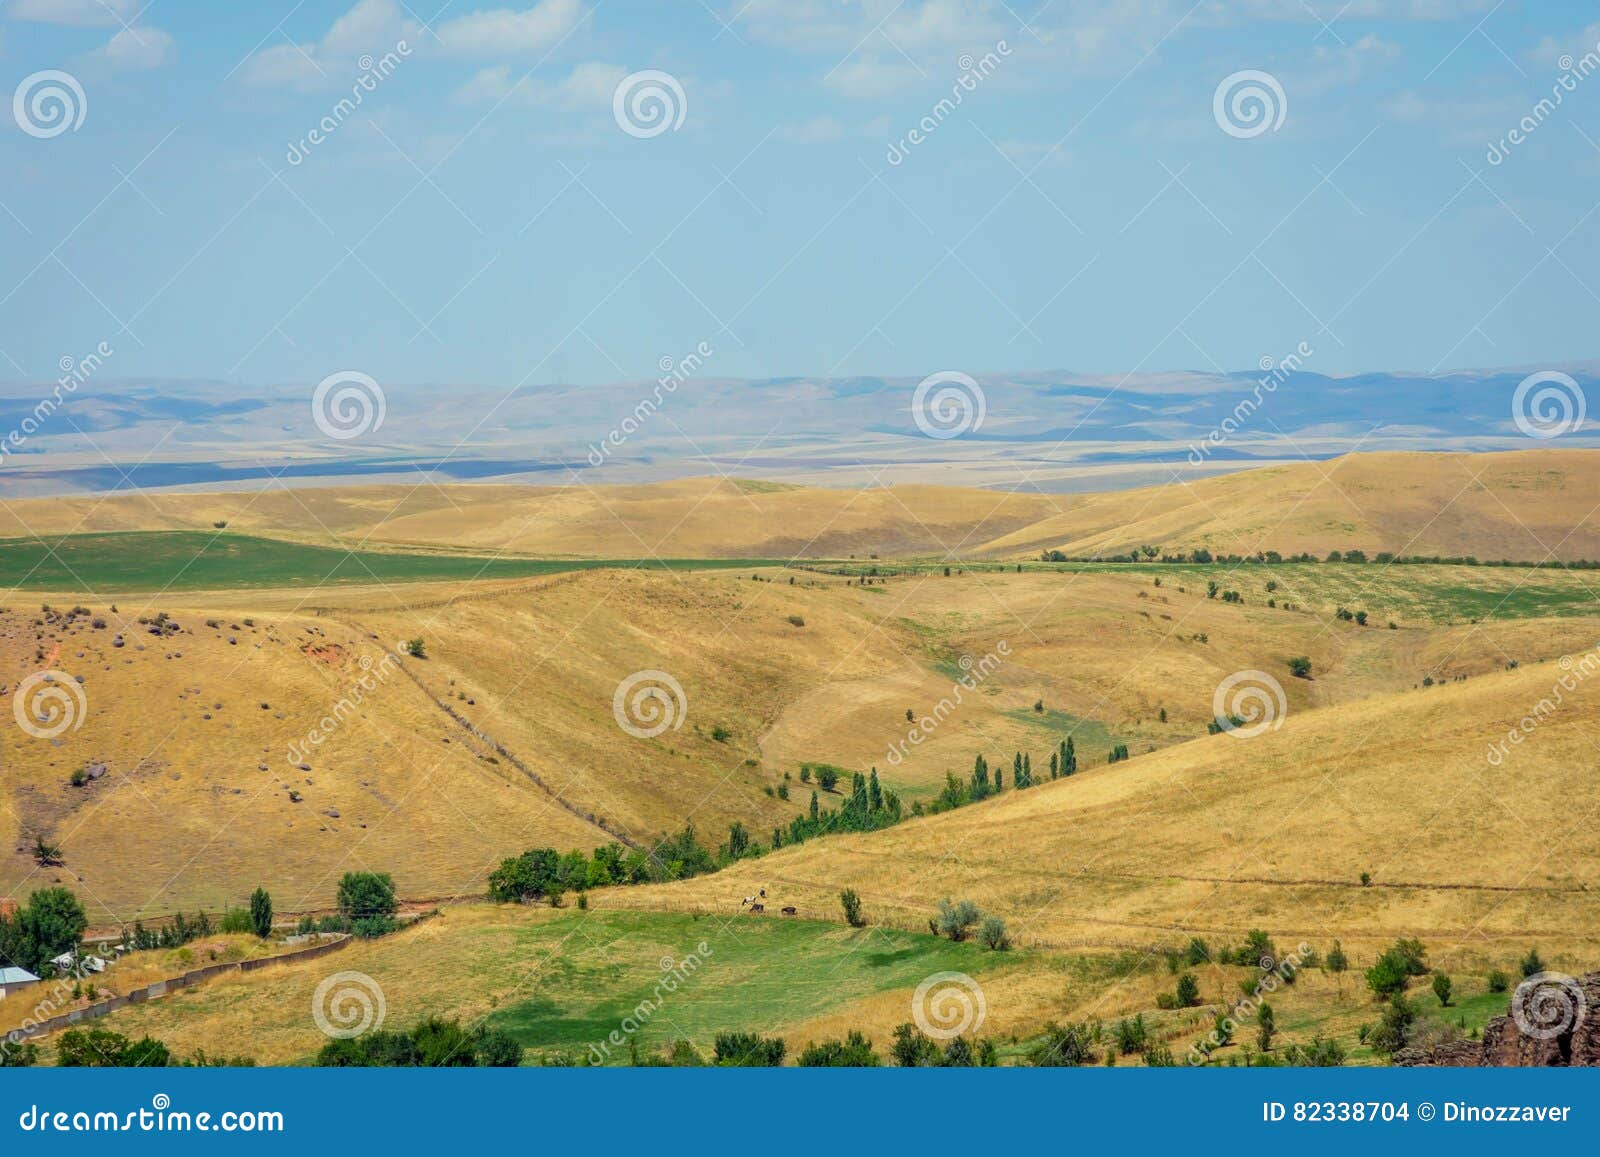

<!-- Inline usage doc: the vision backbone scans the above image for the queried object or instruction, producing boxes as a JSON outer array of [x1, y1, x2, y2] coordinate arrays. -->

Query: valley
[[3, 449, 1598, 1068]]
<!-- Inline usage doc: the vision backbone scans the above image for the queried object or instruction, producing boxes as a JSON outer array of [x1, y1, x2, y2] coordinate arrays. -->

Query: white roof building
[[0, 966, 40, 999]]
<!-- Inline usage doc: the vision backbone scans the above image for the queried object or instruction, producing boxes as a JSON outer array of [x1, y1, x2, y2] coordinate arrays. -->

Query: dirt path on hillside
[[335, 617, 642, 851]]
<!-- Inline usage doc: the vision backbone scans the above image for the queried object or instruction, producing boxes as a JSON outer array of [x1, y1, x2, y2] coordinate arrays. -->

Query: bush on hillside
[[934, 897, 981, 942]]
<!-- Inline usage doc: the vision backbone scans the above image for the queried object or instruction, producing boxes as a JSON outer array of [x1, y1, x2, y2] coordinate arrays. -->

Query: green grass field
[[1003, 706, 1122, 758], [487, 911, 1005, 1062], [0, 531, 782, 592], [814, 560, 1600, 624], [58, 907, 1013, 1065]]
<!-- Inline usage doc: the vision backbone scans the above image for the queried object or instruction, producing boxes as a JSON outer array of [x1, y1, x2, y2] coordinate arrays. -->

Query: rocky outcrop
[[1397, 972, 1598, 1066]]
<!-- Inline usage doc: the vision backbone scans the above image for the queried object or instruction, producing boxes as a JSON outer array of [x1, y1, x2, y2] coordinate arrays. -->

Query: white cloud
[[731, 0, 1500, 68], [777, 113, 893, 143], [85, 25, 175, 71], [239, 0, 414, 89], [1299, 33, 1400, 94], [823, 54, 922, 100], [1193, 0, 1493, 22], [779, 115, 848, 143], [453, 59, 622, 108], [1382, 88, 1522, 147], [6, 0, 137, 26], [995, 138, 1073, 169], [1528, 21, 1600, 69], [732, 0, 1005, 56], [239, 0, 587, 90], [434, 0, 586, 57]]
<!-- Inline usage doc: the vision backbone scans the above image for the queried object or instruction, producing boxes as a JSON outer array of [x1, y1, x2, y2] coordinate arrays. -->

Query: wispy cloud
[[6, 0, 140, 26], [82, 25, 176, 72]]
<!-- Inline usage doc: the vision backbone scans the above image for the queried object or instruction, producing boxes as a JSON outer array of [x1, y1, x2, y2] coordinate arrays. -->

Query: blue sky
[[2, 0, 1599, 389]]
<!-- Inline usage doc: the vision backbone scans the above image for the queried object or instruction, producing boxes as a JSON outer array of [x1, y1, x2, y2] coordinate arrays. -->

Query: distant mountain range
[[0, 364, 1594, 497]]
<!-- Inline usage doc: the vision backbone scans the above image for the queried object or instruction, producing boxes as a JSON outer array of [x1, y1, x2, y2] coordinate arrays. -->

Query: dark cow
[[749, 903, 765, 913], [780, 906, 797, 916]]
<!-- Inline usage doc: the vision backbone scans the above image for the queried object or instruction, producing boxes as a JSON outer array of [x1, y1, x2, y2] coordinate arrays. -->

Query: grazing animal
[[759, 888, 766, 898], [780, 906, 797, 916], [740, 895, 757, 908], [749, 903, 765, 913]]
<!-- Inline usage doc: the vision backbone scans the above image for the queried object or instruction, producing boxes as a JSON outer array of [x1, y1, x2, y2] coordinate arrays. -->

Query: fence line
[[4, 934, 351, 1045]]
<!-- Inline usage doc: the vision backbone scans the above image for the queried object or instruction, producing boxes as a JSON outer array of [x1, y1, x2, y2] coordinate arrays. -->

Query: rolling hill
[[5, 552, 1597, 919], [613, 650, 1600, 965], [4, 449, 1600, 1066], [2, 449, 1599, 564]]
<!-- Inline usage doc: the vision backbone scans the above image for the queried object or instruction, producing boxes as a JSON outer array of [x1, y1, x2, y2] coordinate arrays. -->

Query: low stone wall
[[3, 934, 350, 1045]]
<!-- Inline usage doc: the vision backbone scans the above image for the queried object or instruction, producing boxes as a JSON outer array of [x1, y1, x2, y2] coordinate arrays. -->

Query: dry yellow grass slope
[[975, 449, 1600, 561], [610, 651, 1600, 962], [3, 449, 1599, 562], [0, 478, 1060, 559], [0, 601, 602, 922], [7, 562, 1594, 920]]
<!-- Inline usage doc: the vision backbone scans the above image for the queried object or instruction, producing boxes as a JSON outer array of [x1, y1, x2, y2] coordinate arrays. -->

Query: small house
[[0, 966, 40, 1000]]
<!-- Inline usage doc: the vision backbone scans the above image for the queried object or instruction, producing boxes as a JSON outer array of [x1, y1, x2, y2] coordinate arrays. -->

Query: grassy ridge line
[[0, 530, 788, 592]]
